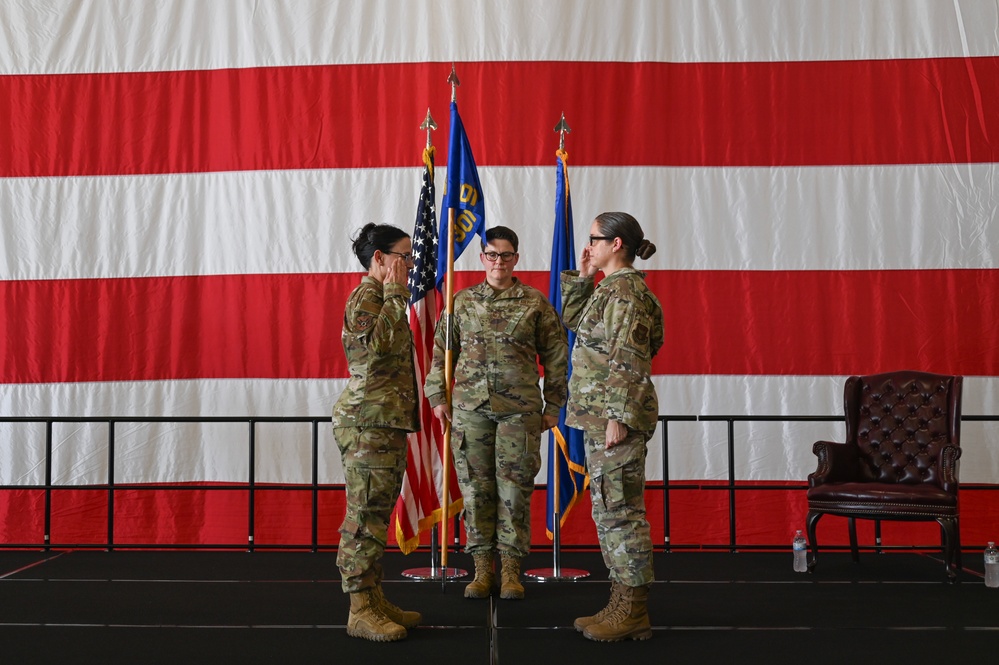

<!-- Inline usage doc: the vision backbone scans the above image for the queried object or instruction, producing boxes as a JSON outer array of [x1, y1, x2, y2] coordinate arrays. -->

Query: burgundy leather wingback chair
[[806, 371, 963, 580]]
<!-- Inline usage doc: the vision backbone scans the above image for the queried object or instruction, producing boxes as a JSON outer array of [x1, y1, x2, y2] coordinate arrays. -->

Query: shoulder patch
[[630, 320, 650, 347]]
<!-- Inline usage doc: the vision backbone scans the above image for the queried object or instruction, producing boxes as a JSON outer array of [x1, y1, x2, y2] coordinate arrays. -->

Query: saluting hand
[[385, 256, 409, 287], [579, 245, 597, 278]]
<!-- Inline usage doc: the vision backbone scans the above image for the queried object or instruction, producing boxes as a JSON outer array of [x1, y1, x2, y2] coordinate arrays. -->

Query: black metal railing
[[2, 417, 331, 552], [657, 414, 999, 554], [1, 414, 996, 553]]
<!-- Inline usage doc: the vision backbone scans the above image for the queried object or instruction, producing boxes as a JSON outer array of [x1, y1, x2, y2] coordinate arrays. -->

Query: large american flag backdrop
[[1, 1, 997, 549]]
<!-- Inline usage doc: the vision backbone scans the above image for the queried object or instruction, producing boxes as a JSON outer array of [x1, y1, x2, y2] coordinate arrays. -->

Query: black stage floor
[[1, 549, 996, 664]]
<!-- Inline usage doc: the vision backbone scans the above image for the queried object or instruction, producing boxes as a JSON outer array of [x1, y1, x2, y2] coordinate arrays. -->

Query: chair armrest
[[808, 440, 859, 487], [939, 444, 962, 493]]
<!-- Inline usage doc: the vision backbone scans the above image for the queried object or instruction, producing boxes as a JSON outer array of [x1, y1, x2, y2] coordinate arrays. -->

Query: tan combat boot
[[573, 581, 623, 632], [499, 554, 525, 600], [582, 584, 653, 642], [464, 553, 495, 598], [372, 583, 421, 629], [346, 588, 407, 642]]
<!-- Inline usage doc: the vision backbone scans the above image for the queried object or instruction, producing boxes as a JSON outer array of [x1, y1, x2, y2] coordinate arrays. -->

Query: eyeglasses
[[384, 251, 415, 263], [482, 251, 517, 262], [588, 235, 615, 246]]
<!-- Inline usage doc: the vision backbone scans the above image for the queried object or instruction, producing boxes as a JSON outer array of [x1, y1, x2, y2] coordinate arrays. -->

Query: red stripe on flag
[[2, 57, 998, 176], [655, 269, 999, 376], [0, 273, 348, 383], [3, 269, 996, 383]]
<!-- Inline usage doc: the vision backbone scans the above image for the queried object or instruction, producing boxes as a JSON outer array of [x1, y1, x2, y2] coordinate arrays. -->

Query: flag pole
[[525, 113, 588, 582], [399, 108, 466, 582], [439, 64, 461, 588], [552, 114, 569, 577]]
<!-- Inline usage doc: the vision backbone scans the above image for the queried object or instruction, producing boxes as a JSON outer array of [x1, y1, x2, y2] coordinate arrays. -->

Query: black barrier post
[[662, 420, 671, 553], [248, 419, 255, 552], [44, 420, 53, 552], [727, 419, 736, 552], [311, 419, 320, 553], [107, 420, 115, 551]]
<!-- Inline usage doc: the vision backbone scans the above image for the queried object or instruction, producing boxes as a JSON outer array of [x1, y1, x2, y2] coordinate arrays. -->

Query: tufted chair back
[[847, 371, 962, 491], [805, 370, 964, 580]]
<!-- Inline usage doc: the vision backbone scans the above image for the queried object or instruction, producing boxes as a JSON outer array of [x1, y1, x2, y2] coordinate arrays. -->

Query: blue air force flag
[[546, 149, 589, 536], [437, 101, 486, 287]]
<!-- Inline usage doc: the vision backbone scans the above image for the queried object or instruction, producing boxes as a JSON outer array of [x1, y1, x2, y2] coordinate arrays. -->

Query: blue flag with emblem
[[437, 101, 486, 287], [546, 149, 589, 537]]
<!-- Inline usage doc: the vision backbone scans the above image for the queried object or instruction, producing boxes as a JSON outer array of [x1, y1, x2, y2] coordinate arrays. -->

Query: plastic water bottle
[[792, 530, 808, 572], [985, 541, 999, 588]]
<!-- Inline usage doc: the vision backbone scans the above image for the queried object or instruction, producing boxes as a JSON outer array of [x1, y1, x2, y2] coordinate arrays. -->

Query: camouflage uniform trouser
[[584, 427, 655, 587], [333, 426, 407, 593], [452, 408, 542, 558]]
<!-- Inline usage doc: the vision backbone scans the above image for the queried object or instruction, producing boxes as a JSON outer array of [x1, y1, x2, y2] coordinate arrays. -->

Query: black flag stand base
[[401, 523, 468, 580]]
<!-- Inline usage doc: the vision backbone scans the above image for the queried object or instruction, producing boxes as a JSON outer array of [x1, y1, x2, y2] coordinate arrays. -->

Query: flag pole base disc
[[400, 566, 467, 580], [524, 567, 590, 581]]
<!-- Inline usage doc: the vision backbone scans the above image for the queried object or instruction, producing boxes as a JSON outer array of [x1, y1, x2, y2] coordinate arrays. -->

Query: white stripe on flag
[[3, 163, 996, 281], [3, 0, 998, 75]]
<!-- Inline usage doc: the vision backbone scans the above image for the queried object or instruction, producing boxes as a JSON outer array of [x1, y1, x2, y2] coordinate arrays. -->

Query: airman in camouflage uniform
[[426, 226, 568, 599], [561, 212, 664, 642], [332, 223, 421, 642]]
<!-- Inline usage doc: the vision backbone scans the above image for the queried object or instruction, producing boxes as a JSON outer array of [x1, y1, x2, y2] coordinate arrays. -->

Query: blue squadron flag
[[437, 101, 486, 287], [546, 149, 589, 537]]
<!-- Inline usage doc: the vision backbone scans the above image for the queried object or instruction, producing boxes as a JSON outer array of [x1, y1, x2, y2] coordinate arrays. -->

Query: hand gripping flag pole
[[525, 114, 589, 581], [397, 108, 466, 582]]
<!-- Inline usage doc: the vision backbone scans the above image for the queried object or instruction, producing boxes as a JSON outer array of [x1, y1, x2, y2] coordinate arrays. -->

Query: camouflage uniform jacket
[[560, 267, 664, 432], [332, 276, 419, 431], [425, 278, 568, 418]]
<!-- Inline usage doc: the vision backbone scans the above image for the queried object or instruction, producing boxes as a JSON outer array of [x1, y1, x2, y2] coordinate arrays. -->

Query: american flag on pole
[[393, 146, 462, 553]]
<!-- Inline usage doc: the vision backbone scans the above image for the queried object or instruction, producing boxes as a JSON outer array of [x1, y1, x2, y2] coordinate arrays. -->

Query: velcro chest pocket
[[492, 300, 529, 336]]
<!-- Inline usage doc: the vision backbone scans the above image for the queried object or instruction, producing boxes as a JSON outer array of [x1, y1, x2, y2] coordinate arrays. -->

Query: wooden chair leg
[[874, 519, 883, 554], [954, 519, 962, 569], [938, 517, 959, 582], [806, 510, 822, 571], [848, 517, 859, 562]]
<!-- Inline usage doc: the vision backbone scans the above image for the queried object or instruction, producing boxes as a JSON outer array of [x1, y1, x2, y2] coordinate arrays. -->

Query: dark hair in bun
[[594, 212, 656, 262], [351, 223, 409, 269]]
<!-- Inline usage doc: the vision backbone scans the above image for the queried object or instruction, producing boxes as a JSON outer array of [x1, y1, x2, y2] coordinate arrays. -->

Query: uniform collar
[[472, 277, 525, 299], [601, 266, 644, 282], [360, 275, 383, 290]]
